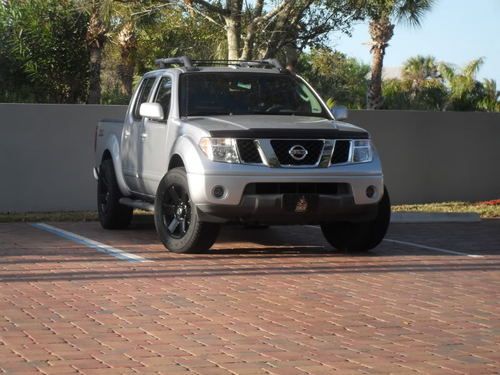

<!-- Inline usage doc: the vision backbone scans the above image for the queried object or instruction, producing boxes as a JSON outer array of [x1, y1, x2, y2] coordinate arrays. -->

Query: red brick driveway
[[0, 219, 499, 374]]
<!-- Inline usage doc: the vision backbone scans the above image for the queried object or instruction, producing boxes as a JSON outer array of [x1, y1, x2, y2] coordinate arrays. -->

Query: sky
[[331, 0, 500, 83]]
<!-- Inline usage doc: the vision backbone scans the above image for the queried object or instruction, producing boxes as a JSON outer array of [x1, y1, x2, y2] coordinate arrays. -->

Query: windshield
[[179, 72, 329, 118]]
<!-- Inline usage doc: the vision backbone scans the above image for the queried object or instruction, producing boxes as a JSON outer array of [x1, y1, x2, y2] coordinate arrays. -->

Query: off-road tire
[[154, 168, 220, 253], [320, 187, 391, 252], [97, 159, 133, 229]]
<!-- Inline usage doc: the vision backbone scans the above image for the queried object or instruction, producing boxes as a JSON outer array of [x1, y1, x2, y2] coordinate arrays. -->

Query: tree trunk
[[284, 44, 299, 73], [240, 0, 264, 60], [86, 12, 107, 104], [225, 17, 240, 60], [117, 21, 137, 98], [88, 46, 103, 104], [240, 22, 256, 60], [225, 0, 242, 60], [261, 1, 297, 60], [367, 19, 394, 110]]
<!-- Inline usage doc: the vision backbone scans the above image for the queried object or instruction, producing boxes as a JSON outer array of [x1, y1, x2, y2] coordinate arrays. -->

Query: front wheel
[[320, 187, 391, 252], [154, 168, 220, 253]]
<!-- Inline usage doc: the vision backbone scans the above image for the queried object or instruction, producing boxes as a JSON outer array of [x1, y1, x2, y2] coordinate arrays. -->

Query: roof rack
[[155, 56, 198, 71], [155, 56, 286, 72]]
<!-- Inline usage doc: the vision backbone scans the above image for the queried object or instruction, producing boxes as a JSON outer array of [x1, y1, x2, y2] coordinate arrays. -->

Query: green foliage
[[383, 78, 447, 110], [438, 58, 487, 111], [299, 48, 370, 109], [383, 55, 447, 110], [135, 7, 226, 74], [0, 0, 90, 103], [325, 98, 336, 108], [358, 0, 436, 25], [100, 6, 226, 103], [478, 79, 500, 112], [0, 1, 498, 112], [382, 55, 499, 112], [402, 55, 439, 82], [382, 79, 411, 109]]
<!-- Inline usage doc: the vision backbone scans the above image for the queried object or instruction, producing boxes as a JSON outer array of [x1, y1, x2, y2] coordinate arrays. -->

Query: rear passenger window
[[154, 77, 172, 121], [133, 77, 156, 120]]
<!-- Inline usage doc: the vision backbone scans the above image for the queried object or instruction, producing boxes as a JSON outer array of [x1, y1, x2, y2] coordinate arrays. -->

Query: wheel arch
[[98, 134, 131, 197], [170, 135, 205, 174], [168, 154, 185, 170], [101, 149, 112, 162]]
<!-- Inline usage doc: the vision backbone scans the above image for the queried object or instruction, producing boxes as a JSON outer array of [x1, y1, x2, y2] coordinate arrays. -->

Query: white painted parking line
[[32, 223, 153, 263], [383, 239, 483, 258], [306, 225, 483, 258]]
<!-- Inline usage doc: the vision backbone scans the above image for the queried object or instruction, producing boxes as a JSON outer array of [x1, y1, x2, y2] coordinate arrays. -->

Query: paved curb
[[391, 211, 481, 223]]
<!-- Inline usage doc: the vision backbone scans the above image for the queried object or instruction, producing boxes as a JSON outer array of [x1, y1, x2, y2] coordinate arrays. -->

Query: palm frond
[[438, 62, 455, 82], [395, 0, 435, 27], [462, 57, 484, 79]]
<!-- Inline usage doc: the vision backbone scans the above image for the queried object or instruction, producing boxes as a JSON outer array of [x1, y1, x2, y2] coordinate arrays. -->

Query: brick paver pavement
[[0, 219, 499, 374]]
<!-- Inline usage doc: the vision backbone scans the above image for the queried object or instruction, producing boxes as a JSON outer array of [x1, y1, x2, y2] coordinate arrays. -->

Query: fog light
[[213, 186, 225, 199], [366, 185, 376, 198]]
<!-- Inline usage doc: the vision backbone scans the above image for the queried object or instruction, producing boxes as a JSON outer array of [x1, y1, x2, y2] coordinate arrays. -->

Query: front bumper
[[188, 172, 384, 206], [197, 193, 379, 224], [188, 172, 384, 224]]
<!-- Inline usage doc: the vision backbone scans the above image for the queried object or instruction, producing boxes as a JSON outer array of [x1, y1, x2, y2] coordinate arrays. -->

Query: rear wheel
[[97, 159, 133, 229], [154, 168, 220, 253], [320, 187, 391, 252]]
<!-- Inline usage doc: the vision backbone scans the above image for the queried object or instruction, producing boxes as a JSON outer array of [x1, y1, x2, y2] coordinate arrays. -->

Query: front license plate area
[[283, 194, 318, 213]]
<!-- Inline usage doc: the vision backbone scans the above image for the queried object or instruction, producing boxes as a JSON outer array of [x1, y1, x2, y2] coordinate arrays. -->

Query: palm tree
[[116, 19, 137, 98], [79, 0, 153, 102], [78, 0, 114, 104], [439, 58, 484, 111], [114, 1, 165, 98], [400, 55, 446, 109], [479, 79, 500, 112], [363, 0, 435, 109], [402, 55, 439, 87]]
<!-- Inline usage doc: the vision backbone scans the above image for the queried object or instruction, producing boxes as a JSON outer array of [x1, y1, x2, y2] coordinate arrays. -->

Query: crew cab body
[[94, 58, 390, 253]]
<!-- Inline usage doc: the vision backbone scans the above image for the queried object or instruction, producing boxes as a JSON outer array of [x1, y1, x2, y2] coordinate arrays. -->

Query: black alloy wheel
[[161, 184, 192, 239], [154, 167, 220, 253]]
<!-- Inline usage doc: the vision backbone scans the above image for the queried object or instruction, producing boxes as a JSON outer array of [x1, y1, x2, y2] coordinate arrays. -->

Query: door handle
[[140, 133, 148, 141], [124, 130, 131, 138]]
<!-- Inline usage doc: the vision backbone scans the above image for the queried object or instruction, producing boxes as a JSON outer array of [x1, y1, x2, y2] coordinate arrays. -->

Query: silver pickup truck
[[94, 57, 390, 253]]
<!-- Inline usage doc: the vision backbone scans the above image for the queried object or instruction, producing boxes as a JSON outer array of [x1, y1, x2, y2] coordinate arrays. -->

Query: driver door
[[139, 75, 173, 195], [122, 76, 157, 192]]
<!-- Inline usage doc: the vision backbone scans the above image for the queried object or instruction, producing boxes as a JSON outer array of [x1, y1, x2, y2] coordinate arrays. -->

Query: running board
[[119, 198, 155, 212]]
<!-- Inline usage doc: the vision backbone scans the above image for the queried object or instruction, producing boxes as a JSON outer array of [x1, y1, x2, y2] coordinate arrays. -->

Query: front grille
[[331, 140, 351, 164], [243, 183, 350, 195], [237, 139, 262, 163], [270, 140, 323, 166]]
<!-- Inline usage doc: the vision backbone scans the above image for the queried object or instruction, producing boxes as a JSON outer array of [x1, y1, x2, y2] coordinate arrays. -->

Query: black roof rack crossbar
[[191, 59, 283, 69], [155, 56, 198, 71], [155, 56, 285, 72]]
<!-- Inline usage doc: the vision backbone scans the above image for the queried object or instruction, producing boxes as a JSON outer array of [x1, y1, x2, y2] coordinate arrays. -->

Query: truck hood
[[183, 115, 368, 138]]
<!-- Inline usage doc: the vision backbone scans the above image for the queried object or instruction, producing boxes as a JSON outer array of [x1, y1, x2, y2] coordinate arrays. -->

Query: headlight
[[199, 138, 240, 163], [351, 140, 373, 163]]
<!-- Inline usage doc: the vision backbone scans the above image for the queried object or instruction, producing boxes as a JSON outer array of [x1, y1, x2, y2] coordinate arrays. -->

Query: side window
[[133, 77, 156, 120], [154, 77, 172, 121]]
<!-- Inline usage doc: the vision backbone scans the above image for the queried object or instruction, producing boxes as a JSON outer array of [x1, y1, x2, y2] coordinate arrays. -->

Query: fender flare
[[100, 134, 131, 197], [170, 135, 206, 175]]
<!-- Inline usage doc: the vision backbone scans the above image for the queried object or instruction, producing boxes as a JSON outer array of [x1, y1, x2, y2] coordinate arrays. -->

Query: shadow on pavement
[[1, 257, 499, 283]]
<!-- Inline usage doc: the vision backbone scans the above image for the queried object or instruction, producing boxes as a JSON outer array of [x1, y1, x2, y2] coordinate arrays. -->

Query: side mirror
[[139, 102, 164, 121], [331, 105, 348, 121]]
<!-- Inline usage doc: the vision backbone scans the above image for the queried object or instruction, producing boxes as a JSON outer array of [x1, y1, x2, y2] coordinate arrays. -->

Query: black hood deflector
[[209, 128, 369, 139]]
